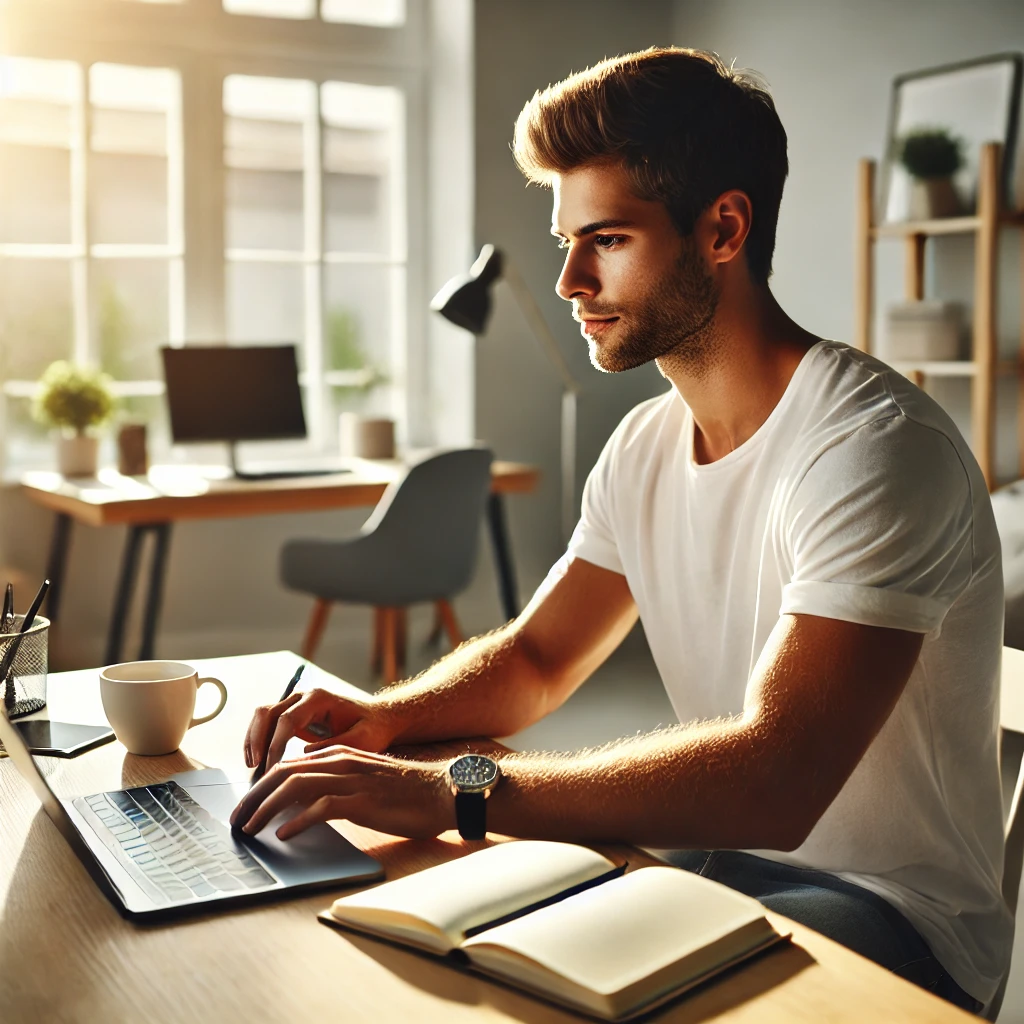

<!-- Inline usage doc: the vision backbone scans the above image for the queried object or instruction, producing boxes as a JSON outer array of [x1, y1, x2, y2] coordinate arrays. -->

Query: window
[[0, 0, 434, 470], [0, 55, 182, 463], [222, 0, 406, 27], [224, 74, 404, 449]]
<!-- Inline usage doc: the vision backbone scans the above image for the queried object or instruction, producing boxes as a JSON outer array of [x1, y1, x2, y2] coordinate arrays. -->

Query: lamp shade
[[429, 244, 505, 334]]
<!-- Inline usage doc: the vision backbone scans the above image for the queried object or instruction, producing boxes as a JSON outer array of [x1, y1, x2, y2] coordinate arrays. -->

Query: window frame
[[0, 0, 430, 468]]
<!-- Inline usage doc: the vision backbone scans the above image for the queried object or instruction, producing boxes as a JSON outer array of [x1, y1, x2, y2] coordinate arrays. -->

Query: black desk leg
[[44, 512, 73, 622], [139, 523, 172, 662], [105, 523, 174, 664], [487, 493, 519, 622], [106, 526, 145, 666]]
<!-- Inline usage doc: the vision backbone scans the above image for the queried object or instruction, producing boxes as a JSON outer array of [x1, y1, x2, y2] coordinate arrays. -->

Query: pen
[[251, 663, 305, 783], [1, 583, 12, 634]]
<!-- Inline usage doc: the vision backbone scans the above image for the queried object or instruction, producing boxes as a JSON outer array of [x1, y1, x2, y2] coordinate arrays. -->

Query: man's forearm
[[373, 625, 558, 745], [486, 716, 810, 852]]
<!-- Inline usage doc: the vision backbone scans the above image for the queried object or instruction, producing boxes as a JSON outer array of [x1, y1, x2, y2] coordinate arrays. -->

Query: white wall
[[472, 0, 674, 587], [672, 0, 1024, 481]]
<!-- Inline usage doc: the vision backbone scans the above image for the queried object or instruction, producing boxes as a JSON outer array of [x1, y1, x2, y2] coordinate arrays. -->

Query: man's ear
[[703, 189, 753, 267]]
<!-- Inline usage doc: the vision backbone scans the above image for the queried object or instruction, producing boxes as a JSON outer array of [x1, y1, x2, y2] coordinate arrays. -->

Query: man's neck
[[656, 285, 819, 465]]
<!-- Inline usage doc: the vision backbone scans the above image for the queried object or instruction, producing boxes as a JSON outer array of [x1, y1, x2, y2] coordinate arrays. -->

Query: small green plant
[[896, 128, 964, 180], [326, 307, 388, 393], [32, 361, 115, 435]]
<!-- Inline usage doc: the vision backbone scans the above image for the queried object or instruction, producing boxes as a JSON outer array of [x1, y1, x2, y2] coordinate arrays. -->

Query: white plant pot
[[58, 435, 99, 478]]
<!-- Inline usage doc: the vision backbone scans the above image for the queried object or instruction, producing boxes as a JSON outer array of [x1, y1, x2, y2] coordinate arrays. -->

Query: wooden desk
[[0, 652, 974, 1024], [21, 460, 539, 663]]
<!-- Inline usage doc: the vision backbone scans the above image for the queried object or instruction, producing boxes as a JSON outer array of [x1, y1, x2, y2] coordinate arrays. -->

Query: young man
[[231, 48, 1008, 1012]]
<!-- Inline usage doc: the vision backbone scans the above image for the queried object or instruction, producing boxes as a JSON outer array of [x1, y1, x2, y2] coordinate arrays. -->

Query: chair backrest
[[985, 646, 1024, 1020], [360, 447, 494, 601]]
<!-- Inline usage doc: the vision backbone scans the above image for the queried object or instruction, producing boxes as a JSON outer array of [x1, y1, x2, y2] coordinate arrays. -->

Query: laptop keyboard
[[83, 781, 275, 904]]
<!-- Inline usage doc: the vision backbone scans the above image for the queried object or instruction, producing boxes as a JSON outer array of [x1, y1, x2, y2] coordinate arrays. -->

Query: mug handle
[[190, 677, 228, 727]]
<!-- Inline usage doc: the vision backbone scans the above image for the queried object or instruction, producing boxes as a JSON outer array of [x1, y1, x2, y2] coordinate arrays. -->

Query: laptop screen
[[161, 345, 308, 444], [0, 703, 83, 841]]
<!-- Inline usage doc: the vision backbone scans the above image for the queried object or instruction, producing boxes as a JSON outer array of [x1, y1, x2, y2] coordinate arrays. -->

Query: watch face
[[449, 754, 499, 792]]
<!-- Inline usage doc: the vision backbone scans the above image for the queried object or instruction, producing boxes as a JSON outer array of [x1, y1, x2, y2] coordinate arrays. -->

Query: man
[[231, 48, 1009, 1012]]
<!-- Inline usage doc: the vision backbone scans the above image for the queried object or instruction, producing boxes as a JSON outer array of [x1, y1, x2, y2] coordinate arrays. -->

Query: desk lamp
[[430, 244, 582, 541]]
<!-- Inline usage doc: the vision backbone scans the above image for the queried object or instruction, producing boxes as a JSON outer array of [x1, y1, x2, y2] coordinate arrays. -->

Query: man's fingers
[[245, 692, 303, 767], [275, 795, 358, 840], [239, 772, 358, 836], [264, 694, 319, 769], [300, 744, 395, 765], [230, 757, 304, 826], [230, 749, 373, 829]]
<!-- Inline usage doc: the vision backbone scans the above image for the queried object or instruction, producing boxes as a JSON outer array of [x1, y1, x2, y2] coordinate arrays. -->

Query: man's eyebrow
[[550, 218, 636, 239]]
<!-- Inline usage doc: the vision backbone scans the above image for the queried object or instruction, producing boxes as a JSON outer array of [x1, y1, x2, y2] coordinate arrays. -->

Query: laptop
[[0, 704, 383, 921]]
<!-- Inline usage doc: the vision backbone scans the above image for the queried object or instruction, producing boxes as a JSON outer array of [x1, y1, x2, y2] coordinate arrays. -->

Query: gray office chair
[[281, 447, 494, 681]]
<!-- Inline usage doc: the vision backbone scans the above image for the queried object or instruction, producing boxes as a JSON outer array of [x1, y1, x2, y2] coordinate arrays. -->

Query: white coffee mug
[[100, 660, 228, 756]]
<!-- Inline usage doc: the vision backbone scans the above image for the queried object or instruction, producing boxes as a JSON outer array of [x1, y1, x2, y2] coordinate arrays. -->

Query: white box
[[882, 301, 963, 362]]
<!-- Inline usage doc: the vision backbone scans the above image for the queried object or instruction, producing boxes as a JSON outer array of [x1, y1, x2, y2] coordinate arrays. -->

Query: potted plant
[[32, 361, 115, 477], [896, 127, 964, 220]]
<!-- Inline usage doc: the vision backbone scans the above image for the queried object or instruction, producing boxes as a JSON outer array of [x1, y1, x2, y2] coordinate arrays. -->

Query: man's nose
[[555, 250, 598, 302]]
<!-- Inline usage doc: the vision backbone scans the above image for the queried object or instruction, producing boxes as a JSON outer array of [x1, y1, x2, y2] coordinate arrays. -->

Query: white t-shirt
[[559, 340, 1011, 1003]]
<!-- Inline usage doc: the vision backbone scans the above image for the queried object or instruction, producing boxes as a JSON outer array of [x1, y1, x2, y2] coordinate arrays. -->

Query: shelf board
[[872, 210, 1024, 238], [887, 359, 1021, 378], [873, 217, 981, 237]]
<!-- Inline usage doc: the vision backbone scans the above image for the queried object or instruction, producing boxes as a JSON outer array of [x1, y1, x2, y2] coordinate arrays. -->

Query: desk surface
[[0, 652, 972, 1024], [20, 459, 539, 527]]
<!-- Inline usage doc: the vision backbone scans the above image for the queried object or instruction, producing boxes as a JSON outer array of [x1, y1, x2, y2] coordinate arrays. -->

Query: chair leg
[[380, 608, 399, 684], [302, 599, 332, 662], [426, 602, 444, 647], [371, 607, 383, 674], [436, 599, 462, 650], [396, 608, 407, 673]]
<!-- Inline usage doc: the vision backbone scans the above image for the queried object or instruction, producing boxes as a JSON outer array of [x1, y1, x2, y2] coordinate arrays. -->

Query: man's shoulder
[[795, 342, 977, 479]]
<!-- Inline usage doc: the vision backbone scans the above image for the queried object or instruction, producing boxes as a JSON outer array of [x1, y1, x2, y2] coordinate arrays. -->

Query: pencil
[[250, 663, 306, 783]]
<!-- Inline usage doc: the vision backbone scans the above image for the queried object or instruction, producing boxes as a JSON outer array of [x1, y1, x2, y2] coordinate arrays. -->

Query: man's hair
[[513, 47, 788, 284]]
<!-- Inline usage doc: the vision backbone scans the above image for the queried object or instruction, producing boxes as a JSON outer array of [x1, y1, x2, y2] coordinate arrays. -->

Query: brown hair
[[513, 47, 788, 283]]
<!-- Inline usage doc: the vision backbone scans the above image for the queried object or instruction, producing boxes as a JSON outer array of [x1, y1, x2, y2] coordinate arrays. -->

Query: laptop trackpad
[[188, 782, 381, 886]]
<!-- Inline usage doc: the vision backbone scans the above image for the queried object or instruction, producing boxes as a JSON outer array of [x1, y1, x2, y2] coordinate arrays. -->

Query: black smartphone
[[13, 720, 115, 757]]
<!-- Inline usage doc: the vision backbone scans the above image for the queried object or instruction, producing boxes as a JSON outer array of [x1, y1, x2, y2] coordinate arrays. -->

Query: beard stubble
[[587, 238, 721, 377]]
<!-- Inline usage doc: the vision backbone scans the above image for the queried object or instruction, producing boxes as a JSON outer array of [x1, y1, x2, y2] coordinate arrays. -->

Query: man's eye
[[594, 234, 624, 249], [555, 238, 570, 250]]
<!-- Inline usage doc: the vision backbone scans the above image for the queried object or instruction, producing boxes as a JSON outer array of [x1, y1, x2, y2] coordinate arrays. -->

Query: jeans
[[660, 849, 985, 1015]]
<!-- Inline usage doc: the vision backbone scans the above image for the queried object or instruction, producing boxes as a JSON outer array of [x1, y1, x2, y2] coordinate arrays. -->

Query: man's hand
[[243, 688, 397, 773], [230, 746, 453, 841]]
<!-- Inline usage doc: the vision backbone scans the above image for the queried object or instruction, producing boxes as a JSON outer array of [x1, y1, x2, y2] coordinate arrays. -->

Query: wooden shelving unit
[[854, 141, 1023, 490]]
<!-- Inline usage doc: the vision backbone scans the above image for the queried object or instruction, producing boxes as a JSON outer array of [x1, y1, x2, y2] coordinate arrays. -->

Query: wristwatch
[[447, 753, 502, 840]]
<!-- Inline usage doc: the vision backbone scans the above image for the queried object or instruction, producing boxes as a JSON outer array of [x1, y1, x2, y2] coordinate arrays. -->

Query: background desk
[[0, 651, 973, 1023], [21, 460, 538, 664]]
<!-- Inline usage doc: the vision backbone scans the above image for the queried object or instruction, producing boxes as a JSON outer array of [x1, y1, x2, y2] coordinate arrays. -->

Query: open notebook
[[318, 841, 785, 1021]]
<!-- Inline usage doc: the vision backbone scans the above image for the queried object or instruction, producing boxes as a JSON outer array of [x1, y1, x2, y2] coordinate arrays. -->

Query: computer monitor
[[161, 345, 307, 445], [160, 345, 342, 480]]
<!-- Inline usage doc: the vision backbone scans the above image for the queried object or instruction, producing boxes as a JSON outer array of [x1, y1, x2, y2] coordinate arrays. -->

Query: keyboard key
[[205, 872, 243, 892]]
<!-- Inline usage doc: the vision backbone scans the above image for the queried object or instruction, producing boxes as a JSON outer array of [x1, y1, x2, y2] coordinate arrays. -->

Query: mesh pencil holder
[[0, 615, 48, 719]]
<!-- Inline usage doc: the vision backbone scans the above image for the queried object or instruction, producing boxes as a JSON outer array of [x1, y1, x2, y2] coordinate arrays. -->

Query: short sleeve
[[565, 422, 625, 575], [780, 415, 975, 633], [528, 417, 629, 607]]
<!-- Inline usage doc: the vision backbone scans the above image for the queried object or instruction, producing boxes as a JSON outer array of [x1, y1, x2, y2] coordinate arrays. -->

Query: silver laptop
[[0, 705, 383, 920]]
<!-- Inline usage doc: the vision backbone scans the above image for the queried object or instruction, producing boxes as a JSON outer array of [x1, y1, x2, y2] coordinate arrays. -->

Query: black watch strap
[[455, 791, 487, 840]]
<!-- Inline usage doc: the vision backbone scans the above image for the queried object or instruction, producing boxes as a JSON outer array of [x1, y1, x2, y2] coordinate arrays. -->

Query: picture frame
[[880, 52, 1023, 222]]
